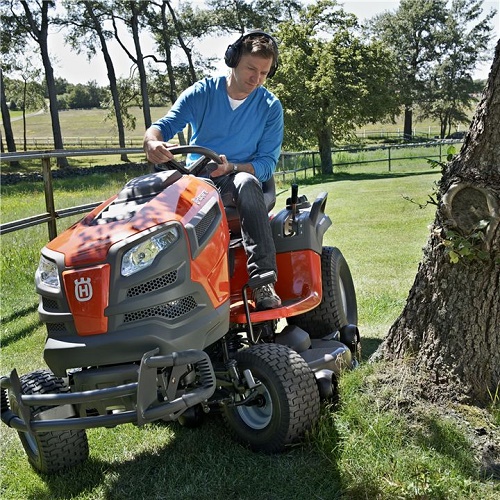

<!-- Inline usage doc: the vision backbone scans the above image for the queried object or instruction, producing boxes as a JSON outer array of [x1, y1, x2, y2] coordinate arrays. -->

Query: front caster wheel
[[223, 344, 320, 453]]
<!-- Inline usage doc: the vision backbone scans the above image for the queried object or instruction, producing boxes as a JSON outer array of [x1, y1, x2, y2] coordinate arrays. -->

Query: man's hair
[[240, 34, 278, 66], [224, 30, 279, 77]]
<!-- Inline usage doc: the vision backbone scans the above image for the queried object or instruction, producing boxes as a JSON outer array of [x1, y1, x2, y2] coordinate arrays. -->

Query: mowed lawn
[[0, 161, 454, 500]]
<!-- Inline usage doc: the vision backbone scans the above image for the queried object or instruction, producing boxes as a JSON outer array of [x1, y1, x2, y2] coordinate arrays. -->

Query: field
[[5, 105, 470, 151], [1, 110, 498, 499]]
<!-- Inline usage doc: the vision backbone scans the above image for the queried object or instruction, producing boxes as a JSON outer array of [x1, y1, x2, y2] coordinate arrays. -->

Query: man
[[143, 30, 284, 310]]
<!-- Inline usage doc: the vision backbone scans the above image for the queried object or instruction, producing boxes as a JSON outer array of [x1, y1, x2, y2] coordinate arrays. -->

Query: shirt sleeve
[[150, 85, 197, 141], [251, 98, 284, 182]]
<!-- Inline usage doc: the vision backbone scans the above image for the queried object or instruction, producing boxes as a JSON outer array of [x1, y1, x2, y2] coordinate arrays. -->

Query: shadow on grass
[[1, 304, 39, 348], [414, 414, 479, 478], [361, 337, 384, 360], [26, 418, 343, 500]]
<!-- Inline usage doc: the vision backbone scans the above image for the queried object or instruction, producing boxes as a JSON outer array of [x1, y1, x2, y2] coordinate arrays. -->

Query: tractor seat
[[225, 176, 277, 235]]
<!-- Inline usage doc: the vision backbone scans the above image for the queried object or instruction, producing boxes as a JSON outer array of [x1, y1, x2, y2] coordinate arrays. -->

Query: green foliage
[[368, 0, 496, 138], [443, 220, 492, 264], [267, 0, 399, 172]]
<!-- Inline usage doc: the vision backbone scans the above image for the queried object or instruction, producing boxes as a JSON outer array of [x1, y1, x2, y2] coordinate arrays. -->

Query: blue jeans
[[212, 172, 277, 280]]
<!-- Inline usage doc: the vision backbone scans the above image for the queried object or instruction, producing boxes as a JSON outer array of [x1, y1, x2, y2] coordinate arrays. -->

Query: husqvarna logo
[[74, 277, 93, 302]]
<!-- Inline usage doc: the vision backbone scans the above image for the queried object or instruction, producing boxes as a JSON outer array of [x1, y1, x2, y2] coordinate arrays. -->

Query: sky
[[47, 0, 499, 86]]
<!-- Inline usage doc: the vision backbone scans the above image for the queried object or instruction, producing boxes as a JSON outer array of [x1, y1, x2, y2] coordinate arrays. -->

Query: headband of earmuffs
[[224, 30, 279, 78]]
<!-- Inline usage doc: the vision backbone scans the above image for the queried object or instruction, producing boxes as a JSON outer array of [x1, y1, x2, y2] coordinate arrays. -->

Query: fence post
[[42, 155, 58, 240], [388, 146, 392, 172]]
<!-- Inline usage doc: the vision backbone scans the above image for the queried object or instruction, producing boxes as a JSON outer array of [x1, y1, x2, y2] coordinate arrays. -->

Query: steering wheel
[[156, 145, 222, 177]]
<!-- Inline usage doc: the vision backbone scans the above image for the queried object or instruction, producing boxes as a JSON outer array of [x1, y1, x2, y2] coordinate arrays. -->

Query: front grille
[[43, 297, 59, 311], [47, 322, 67, 334], [126, 270, 178, 298], [123, 296, 197, 323]]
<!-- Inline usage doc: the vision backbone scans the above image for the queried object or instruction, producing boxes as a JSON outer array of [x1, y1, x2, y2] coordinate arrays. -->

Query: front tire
[[288, 246, 357, 338], [223, 344, 320, 453], [9, 369, 89, 474]]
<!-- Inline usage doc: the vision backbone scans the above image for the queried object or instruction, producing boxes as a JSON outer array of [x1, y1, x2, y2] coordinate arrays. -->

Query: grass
[[1, 157, 499, 498]]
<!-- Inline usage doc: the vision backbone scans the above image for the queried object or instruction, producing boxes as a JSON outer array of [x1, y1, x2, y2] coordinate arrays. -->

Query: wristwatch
[[232, 163, 238, 173]]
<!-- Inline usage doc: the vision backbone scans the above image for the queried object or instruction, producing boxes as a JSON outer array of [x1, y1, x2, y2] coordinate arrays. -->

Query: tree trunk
[[21, 1, 68, 167], [130, 3, 152, 129], [84, 2, 129, 162], [317, 127, 333, 175], [376, 39, 500, 405], [403, 105, 413, 140], [159, 1, 185, 145], [0, 68, 17, 154]]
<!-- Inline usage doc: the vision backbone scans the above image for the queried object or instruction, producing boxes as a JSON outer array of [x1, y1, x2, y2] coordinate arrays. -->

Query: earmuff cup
[[224, 30, 279, 78]]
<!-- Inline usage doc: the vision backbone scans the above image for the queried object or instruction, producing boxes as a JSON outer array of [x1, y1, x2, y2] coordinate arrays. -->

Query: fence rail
[[1, 140, 462, 240]]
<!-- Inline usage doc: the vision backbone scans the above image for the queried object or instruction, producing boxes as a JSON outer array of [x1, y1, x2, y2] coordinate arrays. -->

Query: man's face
[[232, 53, 273, 97]]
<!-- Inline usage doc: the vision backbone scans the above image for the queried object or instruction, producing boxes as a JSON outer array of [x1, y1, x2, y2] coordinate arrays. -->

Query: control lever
[[284, 184, 299, 236]]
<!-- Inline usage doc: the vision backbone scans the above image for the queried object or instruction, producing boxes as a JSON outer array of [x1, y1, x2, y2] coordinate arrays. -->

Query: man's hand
[[144, 139, 176, 164], [210, 154, 233, 177]]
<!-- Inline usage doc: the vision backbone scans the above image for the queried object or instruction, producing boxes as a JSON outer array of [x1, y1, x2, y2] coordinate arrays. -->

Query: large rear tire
[[288, 246, 357, 338], [223, 344, 320, 453], [9, 369, 89, 474]]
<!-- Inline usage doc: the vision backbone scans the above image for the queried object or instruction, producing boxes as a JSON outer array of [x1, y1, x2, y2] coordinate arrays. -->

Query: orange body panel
[[63, 264, 110, 335], [47, 177, 218, 268], [229, 248, 322, 323]]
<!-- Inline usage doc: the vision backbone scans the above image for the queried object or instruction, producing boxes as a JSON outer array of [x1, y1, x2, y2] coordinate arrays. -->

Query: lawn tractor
[[1, 146, 360, 474]]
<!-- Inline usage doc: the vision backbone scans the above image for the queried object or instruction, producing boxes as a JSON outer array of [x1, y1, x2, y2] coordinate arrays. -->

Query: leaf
[[449, 250, 460, 263]]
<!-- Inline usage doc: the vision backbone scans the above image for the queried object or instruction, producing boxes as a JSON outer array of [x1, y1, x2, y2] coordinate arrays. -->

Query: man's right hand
[[143, 139, 176, 164]]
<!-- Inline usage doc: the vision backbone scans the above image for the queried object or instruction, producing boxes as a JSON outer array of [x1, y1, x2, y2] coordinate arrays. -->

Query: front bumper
[[1, 348, 215, 433]]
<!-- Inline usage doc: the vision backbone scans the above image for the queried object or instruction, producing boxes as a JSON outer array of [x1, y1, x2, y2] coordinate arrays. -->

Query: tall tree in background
[[111, 0, 153, 129], [268, 0, 399, 174], [146, 0, 213, 144], [0, 67, 17, 157], [376, 38, 500, 406], [63, 0, 130, 161], [208, 0, 302, 32], [12, 63, 46, 150], [419, 0, 496, 138], [368, 0, 447, 140], [13, 1, 69, 167]]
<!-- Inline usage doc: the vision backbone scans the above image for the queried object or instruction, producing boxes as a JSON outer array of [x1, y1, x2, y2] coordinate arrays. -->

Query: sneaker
[[253, 283, 282, 310]]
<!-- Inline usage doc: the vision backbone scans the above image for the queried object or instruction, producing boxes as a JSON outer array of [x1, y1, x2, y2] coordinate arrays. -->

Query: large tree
[[111, 0, 153, 130], [376, 38, 500, 405], [13, 1, 69, 167], [268, 0, 399, 174], [62, 0, 131, 161], [419, 0, 496, 138], [368, 0, 448, 140]]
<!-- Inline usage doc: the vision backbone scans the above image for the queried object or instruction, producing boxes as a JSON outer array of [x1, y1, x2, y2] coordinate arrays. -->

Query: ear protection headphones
[[224, 30, 279, 78]]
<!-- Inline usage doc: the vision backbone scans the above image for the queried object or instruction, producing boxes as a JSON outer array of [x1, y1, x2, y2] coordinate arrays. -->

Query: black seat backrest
[[225, 176, 276, 235]]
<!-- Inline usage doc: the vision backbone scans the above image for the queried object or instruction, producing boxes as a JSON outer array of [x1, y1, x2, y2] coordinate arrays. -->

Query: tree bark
[[84, 2, 129, 162], [318, 126, 333, 175], [403, 105, 412, 140], [376, 39, 500, 405], [0, 68, 17, 153], [20, 1, 69, 168]]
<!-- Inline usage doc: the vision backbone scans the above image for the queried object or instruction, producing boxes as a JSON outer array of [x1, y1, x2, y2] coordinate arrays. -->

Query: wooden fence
[[0, 140, 462, 240]]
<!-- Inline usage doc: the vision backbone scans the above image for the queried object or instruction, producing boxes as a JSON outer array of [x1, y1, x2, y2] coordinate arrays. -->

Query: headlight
[[36, 255, 60, 289], [121, 227, 179, 277]]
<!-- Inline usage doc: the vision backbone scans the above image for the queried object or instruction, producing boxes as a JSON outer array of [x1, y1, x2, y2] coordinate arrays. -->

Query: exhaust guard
[[0, 348, 216, 433]]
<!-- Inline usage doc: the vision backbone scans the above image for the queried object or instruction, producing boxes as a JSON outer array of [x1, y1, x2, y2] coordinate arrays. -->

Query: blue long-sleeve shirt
[[151, 76, 284, 182]]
